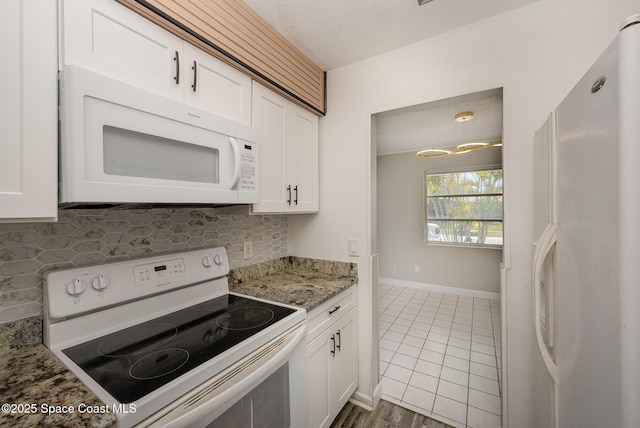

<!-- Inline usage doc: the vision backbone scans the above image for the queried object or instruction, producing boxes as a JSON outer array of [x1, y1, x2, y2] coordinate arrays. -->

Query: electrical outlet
[[415, 266, 421, 273], [243, 241, 253, 260]]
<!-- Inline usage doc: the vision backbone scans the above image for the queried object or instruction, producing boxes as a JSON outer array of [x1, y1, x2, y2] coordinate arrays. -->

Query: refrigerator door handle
[[533, 222, 559, 384]]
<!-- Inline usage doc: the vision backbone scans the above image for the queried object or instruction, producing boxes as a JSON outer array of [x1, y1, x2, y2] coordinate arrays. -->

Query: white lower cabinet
[[306, 288, 357, 428]]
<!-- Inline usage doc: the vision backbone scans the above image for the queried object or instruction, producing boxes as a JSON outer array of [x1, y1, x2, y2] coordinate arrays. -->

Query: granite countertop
[[228, 256, 358, 312], [0, 256, 356, 427], [0, 319, 116, 428], [230, 269, 357, 311]]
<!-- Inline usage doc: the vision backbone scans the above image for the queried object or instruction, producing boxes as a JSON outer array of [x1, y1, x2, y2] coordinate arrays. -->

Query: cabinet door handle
[[191, 61, 197, 92], [286, 185, 292, 205], [294, 185, 298, 205], [173, 51, 180, 84], [336, 330, 341, 351], [330, 334, 336, 357], [328, 305, 341, 315]]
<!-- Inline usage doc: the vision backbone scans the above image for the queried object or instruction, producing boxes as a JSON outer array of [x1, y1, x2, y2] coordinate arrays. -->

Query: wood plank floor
[[329, 400, 454, 428]]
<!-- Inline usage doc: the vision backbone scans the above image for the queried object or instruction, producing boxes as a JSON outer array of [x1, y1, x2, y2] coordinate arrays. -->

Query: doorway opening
[[372, 88, 504, 427]]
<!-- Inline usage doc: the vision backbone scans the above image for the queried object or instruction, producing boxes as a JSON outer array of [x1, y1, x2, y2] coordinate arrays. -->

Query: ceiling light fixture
[[457, 142, 487, 149], [454, 111, 474, 122], [416, 148, 451, 157], [416, 111, 502, 158]]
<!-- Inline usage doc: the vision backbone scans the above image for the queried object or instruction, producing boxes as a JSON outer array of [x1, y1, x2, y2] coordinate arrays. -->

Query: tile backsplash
[[0, 208, 287, 324]]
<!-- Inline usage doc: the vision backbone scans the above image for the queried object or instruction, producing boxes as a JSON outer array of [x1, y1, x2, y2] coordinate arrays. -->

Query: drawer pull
[[330, 334, 336, 356], [336, 330, 341, 351], [328, 305, 341, 315]]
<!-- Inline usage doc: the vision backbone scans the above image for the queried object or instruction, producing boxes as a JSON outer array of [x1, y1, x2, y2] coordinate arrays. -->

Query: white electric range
[[43, 247, 308, 427]]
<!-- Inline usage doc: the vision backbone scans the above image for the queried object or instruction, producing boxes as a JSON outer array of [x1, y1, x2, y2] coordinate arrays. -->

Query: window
[[424, 168, 503, 247]]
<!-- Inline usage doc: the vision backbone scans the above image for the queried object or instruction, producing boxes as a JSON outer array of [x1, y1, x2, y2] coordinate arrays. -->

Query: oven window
[[207, 363, 290, 428], [103, 126, 219, 183]]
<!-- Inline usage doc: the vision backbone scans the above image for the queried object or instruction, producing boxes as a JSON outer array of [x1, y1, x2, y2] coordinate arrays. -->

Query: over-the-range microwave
[[58, 66, 258, 207]]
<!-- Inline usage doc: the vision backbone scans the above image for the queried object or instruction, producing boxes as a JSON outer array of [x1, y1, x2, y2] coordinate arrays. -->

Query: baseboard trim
[[349, 390, 375, 411], [372, 382, 382, 407], [378, 277, 500, 301]]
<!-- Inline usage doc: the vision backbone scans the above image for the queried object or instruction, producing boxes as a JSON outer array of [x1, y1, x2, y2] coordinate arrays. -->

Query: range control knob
[[202, 255, 215, 268], [65, 279, 87, 297], [91, 274, 110, 291], [203, 254, 223, 268]]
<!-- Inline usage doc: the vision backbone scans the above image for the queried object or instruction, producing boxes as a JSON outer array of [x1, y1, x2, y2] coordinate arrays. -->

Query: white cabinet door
[[252, 82, 319, 214], [183, 44, 252, 125], [0, 0, 57, 222], [287, 107, 319, 212], [307, 330, 332, 428], [306, 307, 357, 428], [61, 0, 184, 100], [332, 309, 357, 409], [251, 82, 288, 212]]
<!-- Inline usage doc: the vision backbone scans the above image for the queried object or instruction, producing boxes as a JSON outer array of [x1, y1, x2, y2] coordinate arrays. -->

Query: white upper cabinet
[[60, 0, 251, 125], [60, 0, 183, 100], [183, 44, 252, 125], [252, 82, 319, 214], [0, 0, 58, 222]]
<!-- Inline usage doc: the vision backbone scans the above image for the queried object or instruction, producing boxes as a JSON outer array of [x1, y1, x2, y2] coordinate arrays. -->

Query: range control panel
[[134, 258, 186, 285], [45, 247, 229, 320]]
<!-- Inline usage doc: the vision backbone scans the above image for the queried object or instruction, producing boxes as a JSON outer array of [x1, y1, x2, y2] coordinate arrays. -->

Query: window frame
[[423, 165, 503, 249]]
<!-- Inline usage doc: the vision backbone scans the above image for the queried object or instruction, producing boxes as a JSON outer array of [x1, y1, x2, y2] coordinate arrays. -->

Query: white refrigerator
[[532, 15, 640, 428]]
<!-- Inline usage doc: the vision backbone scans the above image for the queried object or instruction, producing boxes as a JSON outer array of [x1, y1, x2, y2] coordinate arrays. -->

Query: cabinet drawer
[[306, 286, 356, 342]]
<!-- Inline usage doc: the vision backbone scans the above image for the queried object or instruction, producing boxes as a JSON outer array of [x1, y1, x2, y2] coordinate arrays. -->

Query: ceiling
[[242, 0, 518, 155], [375, 89, 503, 155], [243, 0, 542, 70]]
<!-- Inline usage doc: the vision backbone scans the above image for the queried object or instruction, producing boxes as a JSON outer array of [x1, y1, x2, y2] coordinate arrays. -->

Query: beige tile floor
[[378, 282, 502, 428]]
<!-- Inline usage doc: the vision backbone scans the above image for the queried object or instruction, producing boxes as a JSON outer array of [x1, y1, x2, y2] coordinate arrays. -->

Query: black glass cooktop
[[63, 294, 295, 403]]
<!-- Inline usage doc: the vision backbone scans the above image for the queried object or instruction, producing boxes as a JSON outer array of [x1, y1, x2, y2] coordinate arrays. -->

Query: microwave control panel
[[239, 141, 257, 191]]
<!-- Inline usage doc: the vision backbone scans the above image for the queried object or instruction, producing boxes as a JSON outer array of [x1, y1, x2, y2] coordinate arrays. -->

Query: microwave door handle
[[229, 137, 242, 189]]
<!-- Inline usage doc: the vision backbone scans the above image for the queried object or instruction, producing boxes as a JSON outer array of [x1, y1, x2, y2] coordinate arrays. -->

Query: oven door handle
[[141, 323, 306, 427]]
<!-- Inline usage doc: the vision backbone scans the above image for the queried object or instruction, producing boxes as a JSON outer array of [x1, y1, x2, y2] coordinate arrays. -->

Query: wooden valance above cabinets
[[116, 0, 326, 116]]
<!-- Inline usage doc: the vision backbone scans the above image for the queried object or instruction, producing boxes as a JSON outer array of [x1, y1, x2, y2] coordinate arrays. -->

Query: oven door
[[59, 65, 258, 205], [138, 323, 308, 428]]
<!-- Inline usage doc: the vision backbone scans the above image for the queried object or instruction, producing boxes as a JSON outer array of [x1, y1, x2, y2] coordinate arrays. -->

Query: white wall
[[288, 0, 638, 425], [377, 148, 503, 294]]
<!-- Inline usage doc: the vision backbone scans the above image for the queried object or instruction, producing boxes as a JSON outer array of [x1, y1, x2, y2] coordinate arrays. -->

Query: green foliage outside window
[[425, 169, 503, 247]]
